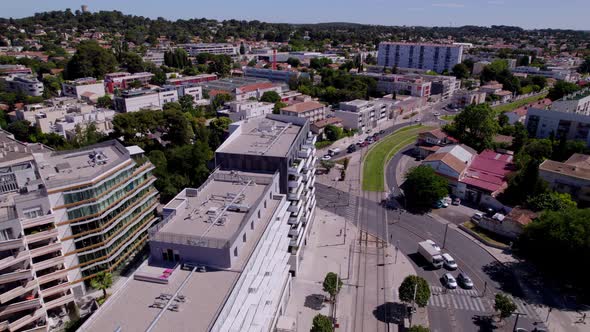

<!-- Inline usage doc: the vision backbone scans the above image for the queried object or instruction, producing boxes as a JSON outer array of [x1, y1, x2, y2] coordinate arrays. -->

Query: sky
[[2, 0, 589, 30]]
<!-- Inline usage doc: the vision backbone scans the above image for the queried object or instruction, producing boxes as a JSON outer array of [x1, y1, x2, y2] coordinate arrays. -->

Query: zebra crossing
[[428, 286, 491, 312], [506, 294, 542, 319]]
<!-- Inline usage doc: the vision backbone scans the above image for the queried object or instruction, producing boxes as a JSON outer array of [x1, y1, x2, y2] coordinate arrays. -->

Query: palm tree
[[90, 271, 113, 299]]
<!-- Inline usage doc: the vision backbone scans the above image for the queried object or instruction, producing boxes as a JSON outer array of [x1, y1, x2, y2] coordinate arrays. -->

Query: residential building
[[113, 88, 178, 113], [473, 207, 536, 239], [377, 42, 463, 73], [539, 153, 590, 204], [0, 64, 32, 75], [53, 109, 116, 139], [358, 72, 431, 97], [415, 128, 458, 159], [222, 100, 274, 122], [165, 74, 217, 86], [526, 108, 590, 145], [310, 117, 343, 138], [142, 50, 165, 66], [1, 74, 44, 97], [163, 84, 203, 101], [61, 77, 106, 103], [451, 90, 487, 109], [426, 75, 461, 99], [80, 170, 292, 332], [244, 67, 302, 83], [505, 98, 552, 124], [334, 99, 392, 131], [0, 130, 74, 331], [479, 82, 503, 95], [472, 61, 491, 75], [215, 114, 317, 275], [178, 43, 237, 57], [551, 89, 590, 115], [280, 101, 327, 124], [199, 77, 283, 102], [104, 72, 154, 94], [512, 66, 577, 82]]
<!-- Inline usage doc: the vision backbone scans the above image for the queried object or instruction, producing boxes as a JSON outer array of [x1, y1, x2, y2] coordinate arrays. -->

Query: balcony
[[308, 176, 316, 189], [0, 251, 30, 271], [29, 243, 62, 259], [40, 282, 71, 298], [287, 184, 304, 201], [25, 229, 58, 245], [288, 159, 304, 175], [8, 307, 46, 332], [0, 237, 25, 252], [31, 255, 64, 272], [0, 280, 38, 305], [298, 147, 312, 159], [21, 214, 54, 230], [305, 135, 317, 146], [288, 213, 302, 226], [37, 270, 68, 285], [288, 222, 302, 237], [287, 200, 302, 215], [0, 270, 33, 285], [44, 293, 74, 310], [287, 176, 302, 189], [0, 299, 42, 317]]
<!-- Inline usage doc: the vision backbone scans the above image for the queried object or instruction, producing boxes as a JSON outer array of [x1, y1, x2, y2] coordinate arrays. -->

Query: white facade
[[378, 42, 463, 73], [114, 88, 179, 113], [61, 78, 106, 101], [526, 107, 590, 146], [226, 100, 274, 122], [2, 74, 44, 96], [334, 99, 392, 131], [179, 43, 237, 56], [551, 90, 590, 115]]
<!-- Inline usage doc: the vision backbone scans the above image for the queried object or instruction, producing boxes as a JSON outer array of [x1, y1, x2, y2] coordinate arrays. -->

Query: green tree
[[511, 122, 529, 153], [451, 63, 470, 79], [494, 293, 517, 321], [398, 275, 431, 308], [408, 326, 430, 332], [322, 272, 343, 303], [451, 103, 499, 151], [260, 90, 281, 103], [162, 108, 194, 146], [150, 69, 167, 85], [65, 40, 118, 79], [286, 57, 301, 67], [402, 166, 448, 213], [324, 125, 343, 142], [120, 51, 145, 73], [273, 101, 287, 114], [90, 271, 113, 299], [320, 160, 335, 172], [208, 117, 232, 149], [239, 43, 246, 55], [526, 191, 577, 212], [547, 80, 580, 101], [311, 314, 333, 332], [97, 95, 113, 109], [578, 57, 590, 74], [7, 120, 34, 142], [530, 76, 547, 89]]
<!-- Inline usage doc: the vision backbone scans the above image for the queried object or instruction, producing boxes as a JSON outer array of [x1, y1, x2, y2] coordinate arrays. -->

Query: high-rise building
[[377, 42, 463, 73]]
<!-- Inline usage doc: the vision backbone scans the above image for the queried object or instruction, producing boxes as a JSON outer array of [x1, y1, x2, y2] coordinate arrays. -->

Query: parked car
[[471, 212, 483, 221], [347, 145, 357, 153], [442, 253, 458, 270], [426, 240, 441, 252], [434, 111, 441, 116], [357, 140, 364, 145], [452, 197, 461, 205], [433, 200, 444, 209], [360, 142, 368, 147], [443, 273, 457, 289], [414, 118, 422, 123], [438, 199, 449, 208], [457, 273, 474, 289], [379, 130, 385, 135], [321, 155, 332, 161]]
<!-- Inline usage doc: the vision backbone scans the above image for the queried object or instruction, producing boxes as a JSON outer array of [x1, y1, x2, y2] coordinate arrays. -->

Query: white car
[[433, 111, 441, 116], [321, 155, 332, 161], [426, 239, 441, 252], [443, 273, 457, 289], [442, 253, 458, 270]]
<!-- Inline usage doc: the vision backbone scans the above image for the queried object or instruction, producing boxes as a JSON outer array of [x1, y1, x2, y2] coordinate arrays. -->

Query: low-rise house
[[310, 117, 343, 138], [0, 64, 32, 75], [104, 71, 154, 93], [494, 90, 513, 103], [539, 153, 590, 204], [113, 87, 178, 113], [61, 77, 106, 102], [280, 101, 328, 124], [415, 128, 458, 159], [474, 207, 536, 239], [451, 90, 487, 109], [222, 100, 274, 122]]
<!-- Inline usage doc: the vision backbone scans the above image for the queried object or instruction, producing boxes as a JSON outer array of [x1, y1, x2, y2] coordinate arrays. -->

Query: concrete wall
[[475, 217, 522, 240]]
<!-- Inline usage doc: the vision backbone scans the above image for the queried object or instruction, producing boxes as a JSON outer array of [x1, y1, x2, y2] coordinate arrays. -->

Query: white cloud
[[432, 3, 465, 8]]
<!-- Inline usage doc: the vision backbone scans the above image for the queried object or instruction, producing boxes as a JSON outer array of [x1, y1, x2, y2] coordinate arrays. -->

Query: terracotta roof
[[493, 134, 513, 144], [424, 152, 468, 174], [238, 82, 277, 93], [460, 150, 515, 194], [494, 90, 513, 96], [506, 207, 537, 226], [281, 101, 325, 113], [311, 117, 342, 128], [539, 156, 590, 181]]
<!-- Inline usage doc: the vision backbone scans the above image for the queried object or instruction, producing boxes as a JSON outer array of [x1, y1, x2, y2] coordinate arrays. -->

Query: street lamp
[[442, 223, 450, 249]]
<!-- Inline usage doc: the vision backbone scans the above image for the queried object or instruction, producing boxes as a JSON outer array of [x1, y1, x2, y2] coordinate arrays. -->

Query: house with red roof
[[505, 98, 552, 124], [415, 128, 459, 159]]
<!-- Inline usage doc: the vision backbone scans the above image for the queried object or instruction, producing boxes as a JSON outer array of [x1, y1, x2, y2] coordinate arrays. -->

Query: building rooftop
[[34, 140, 130, 189], [216, 116, 302, 157], [0, 129, 49, 167], [460, 150, 515, 194], [281, 101, 325, 113], [540, 155, 590, 181]]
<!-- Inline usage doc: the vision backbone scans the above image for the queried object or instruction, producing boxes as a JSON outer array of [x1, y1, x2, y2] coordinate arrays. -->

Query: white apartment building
[[335, 99, 392, 131], [142, 50, 165, 66], [359, 72, 432, 97], [54, 109, 116, 139], [280, 101, 327, 124], [377, 42, 463, 73], [551, 89, 590, 115], [224, 100, 274, 122], [178, 43, 237, 57], [61, 77, 106, 102], [163, 84, 203, 102], [512, 66, 578, 82], [113, 88, 179, 113], [2, 74, 44, 96], [526, 107, 590, 146]]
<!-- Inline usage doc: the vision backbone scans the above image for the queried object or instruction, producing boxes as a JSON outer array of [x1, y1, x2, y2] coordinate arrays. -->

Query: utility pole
[[442, 223, 450, 249], [481, 281, 487, 297], [512, 312, 526, 332]]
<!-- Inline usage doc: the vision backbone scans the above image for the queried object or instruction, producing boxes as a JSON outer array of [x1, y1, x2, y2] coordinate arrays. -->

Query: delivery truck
[[418, 240, 444, 268]]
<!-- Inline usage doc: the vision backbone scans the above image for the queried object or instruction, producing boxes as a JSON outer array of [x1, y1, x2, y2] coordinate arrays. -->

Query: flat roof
[[82, 172, 282, 332], [281, 101, 325, 113], [34, 140, 130, 189], [216, 116, 301, 157]]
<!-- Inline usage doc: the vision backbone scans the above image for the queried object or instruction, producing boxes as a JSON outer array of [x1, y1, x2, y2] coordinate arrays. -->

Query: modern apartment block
[[526, 107, 590, 145], [61, 78, 106, 102], [358, 72, 432, 97], [81, 170, 292, 332], [113, 88, 179, 113], [222, 100, 274, 122], [0, 65, 32, 75], [1, 74, 44, 97], [335, 99, 393, 131], [551, 89, 590, 115], [377, 42, 463, 73], [165, 74, 217, 86], [178, 43, 237, 57], [280, 101, 327, 124], [244, 67, 301, 83], [198, 77, 283, 102], [0, 131, 73, 331], [104, 72, 154, 94], [215, 114, 317, 274]]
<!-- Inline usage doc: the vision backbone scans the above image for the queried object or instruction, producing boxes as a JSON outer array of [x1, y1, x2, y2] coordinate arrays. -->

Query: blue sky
[[3, 0, 589, 30]]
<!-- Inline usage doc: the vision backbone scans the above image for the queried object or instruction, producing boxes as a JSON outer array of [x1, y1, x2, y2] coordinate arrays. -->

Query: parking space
[[431, 203, 478, 225]]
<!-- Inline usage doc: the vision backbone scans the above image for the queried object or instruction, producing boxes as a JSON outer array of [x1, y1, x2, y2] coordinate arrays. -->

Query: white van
[[328, 148, 341, 156]]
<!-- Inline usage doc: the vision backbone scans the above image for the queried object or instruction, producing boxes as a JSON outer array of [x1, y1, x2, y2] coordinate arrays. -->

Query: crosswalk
[[427, 286, 542, 319]]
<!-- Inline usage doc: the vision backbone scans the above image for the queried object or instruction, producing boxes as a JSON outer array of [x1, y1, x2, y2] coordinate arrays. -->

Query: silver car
[[457, 272, 474, 289], [443, 273, 457, 289]]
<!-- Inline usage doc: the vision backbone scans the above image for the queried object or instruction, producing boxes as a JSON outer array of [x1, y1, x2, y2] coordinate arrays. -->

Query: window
[[243, 233, 247, 242], [234, 247, 238, 257], [257, 210, 261, 219], [251, 221, 254, 230], [264, 200, 267, 208], [0, 228, 14, 241], [23, 207, 42, 219]]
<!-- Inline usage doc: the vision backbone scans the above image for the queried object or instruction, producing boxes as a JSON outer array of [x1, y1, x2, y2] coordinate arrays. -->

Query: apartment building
[[215, 114, 317, 274], [199, 77, 283, 102], [165, 74, 217, 86], [222, 100, 274, 122], [1, 74, 44, 97], [539, 154, 590, 204], [334, 99, 392, 131], [512, 66, 578, 82], [81, 170, 292, 332], [451, 90, 487, 109], [551, 89, 590, 115], [178, 43, 237, 57], [113, 88, 178, 113], [104, 72, 154, 94], [359, 72, 431, 97], [426, 75, 461, 99], [377, 42, 463, 73], [163, 84, 202, 102], [0, 65, 32, 75], [0, 131, 74, 331], [142, 50, 165, 66], [526, 107, 590, 146], [244, 67, 301, 83], [280, 101, 327, 124], [61, 77, 106, 103]]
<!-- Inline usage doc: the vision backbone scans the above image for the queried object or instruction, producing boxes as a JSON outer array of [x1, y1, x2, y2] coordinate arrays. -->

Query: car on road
[[452, 197, 461, 205], [321, 155, 332, 161], [347, 145, 357, 153], [426, 239, 441, 252], [442, 253, 458, 270], [471, 212, 483, 221], [414, 118, 422, 123], [433, 111, 441, 116], [443, 273, 457, 289], [379, 130, 385, 135], [457, 272, 474, 289], [365, 130, 372, 134]]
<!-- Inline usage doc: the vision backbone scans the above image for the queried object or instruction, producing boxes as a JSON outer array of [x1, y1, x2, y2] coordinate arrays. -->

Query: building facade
[[61, 77, 106, 102], [335, 99, 392, 131], [104, 72, 154, 94], [178, 43, 237, 57], [2, 74, 44, 97], [280, 101, 327, 124], [223, 100, 274, 122], [244, 67, 301, 83], [377, 42, 463, 73], [113, 88, 179, 113], [525, 108, 590, 145], [539, 154, 590, 204]]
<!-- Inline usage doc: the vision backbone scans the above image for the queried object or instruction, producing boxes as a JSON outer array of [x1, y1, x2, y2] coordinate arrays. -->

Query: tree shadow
[[481, 261, 524, 297], [373, 302, 407, 324], [472, 314, 498, 332], [304, 294, 327, 311]]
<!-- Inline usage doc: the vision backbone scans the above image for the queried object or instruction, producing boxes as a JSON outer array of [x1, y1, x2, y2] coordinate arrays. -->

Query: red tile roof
[[238, 82, 277, 93], [460, 150, 515, 194]]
